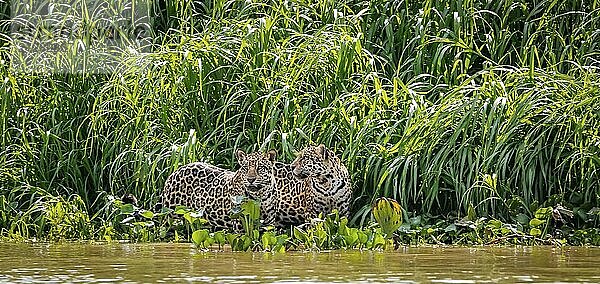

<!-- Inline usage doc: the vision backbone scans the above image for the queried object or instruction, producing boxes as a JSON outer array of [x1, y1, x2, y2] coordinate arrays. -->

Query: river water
[[1, 243, 599, 283]]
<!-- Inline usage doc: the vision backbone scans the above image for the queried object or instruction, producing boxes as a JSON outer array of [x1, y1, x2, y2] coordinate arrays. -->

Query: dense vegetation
[[1, 0, 599, 246]]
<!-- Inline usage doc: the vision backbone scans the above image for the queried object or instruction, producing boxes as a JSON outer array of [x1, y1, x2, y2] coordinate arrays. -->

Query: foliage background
[[0, 0, 599, 238]]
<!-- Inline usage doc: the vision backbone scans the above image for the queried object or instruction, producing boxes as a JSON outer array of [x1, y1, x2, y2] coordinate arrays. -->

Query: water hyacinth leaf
[[139, 210, 154, 219], [338, 217, 349, 236], [372, 232, 386, 248], [444, 224, 457, 233], [214, 231, 226, 246], [230, 238, 240, 251], [192, 229, 209, 247], [204, 236, 215, 247], [487, 220, 502, 229], [327, 210, 340, 224], [120, 204, 135, 214], [372, 197, 403, 238], [183, 213, 194, 225], [357, 230, 368, 244], [183, 211, 202, 226], [530, 228, 542, 236], [535, 207, 553, 219], [515, 213, 530, 225], [174, 206, 189, 215], [315, 228, 327, 247], [529, 218, 545, 227], [241, 199, 260, 221], [344, 228, 359, 247], [274, 245, 286, 253], [241, 235, 252, 251], [225, 233, 238, 246], [261, 232, 276, 248], [276, 235, 289, 246]]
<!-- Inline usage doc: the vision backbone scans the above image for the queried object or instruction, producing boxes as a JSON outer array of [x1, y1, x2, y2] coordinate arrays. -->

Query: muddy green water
[[1, 243, 599, 283]]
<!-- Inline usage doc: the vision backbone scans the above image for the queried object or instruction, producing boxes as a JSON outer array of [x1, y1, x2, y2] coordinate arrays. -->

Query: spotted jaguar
[[262, 144, 352, 229], [161, 149, 276, 230]]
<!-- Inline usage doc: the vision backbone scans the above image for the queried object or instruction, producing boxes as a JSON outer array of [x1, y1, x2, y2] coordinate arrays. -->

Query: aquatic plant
[[372, 197, 403, 249]]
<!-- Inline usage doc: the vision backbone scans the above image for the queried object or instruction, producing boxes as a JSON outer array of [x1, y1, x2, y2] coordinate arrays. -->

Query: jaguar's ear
[[317, 144, 329, 160], [236, 149, 246, 161], [266, 149, 277, 162]]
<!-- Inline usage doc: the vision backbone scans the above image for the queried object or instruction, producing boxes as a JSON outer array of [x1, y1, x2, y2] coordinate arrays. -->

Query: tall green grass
[[1, 0, 599, 237]]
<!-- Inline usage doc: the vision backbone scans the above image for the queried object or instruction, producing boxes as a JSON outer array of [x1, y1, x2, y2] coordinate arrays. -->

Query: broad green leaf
[[529, 228, 542, 236], [261, 232, 276, 248], [203, 237, 215, 247], [534, 207, 552, 219], [529, 218, 545, 227], [241, 199, 261, 221], [120, 204, 134, 214], [372, 232, 386, 248], [214, 231, 225, 245], [183, 212, 194, 225], [241, 235, 252, 251], [338, 217, 349, 236], [192, 229, 209, 247], [444, 224, 457, 232], [487, 220, 502, 229], [515, 213, 529, 225], [372, 197, 403, 238], [174, 206, 189, 215], [140, 210, 154, 219], [344, 228, 359, 247], [225, 233, 238, 245]]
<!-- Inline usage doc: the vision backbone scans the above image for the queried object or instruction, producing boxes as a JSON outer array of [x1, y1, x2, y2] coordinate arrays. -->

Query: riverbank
[[1, 0, 599, 245], [2, 195, 599, 248]]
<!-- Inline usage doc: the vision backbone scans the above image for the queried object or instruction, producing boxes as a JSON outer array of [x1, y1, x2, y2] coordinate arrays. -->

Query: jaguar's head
[[291, 144, 336, 180], [236, 149, 277, 200]]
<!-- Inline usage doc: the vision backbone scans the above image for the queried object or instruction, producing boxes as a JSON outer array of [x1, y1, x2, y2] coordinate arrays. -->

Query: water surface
[[1, 243, 599, 283]]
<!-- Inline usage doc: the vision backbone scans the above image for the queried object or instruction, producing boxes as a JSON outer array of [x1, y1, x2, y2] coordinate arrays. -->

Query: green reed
[[0, 0, 599, 241]]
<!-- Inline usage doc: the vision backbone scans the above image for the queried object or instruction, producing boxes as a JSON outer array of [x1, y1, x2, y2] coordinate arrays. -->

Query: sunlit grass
[[0, 0, 598, 240]]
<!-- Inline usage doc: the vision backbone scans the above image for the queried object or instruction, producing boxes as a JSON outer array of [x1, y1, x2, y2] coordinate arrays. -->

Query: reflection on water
[[1, 243, 599, 283]]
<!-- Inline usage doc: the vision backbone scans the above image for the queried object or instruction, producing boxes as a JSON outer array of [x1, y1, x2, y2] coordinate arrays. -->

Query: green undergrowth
[[2, 195, 599, 248]]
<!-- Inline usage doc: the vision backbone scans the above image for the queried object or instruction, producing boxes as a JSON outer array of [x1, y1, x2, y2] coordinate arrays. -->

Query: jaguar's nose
[[248, 176, 257, 184]]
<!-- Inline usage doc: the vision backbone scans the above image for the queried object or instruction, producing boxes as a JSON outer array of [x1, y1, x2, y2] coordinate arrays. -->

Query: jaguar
[[262, 144, 352, 229], [160, 149, 276, 230]]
